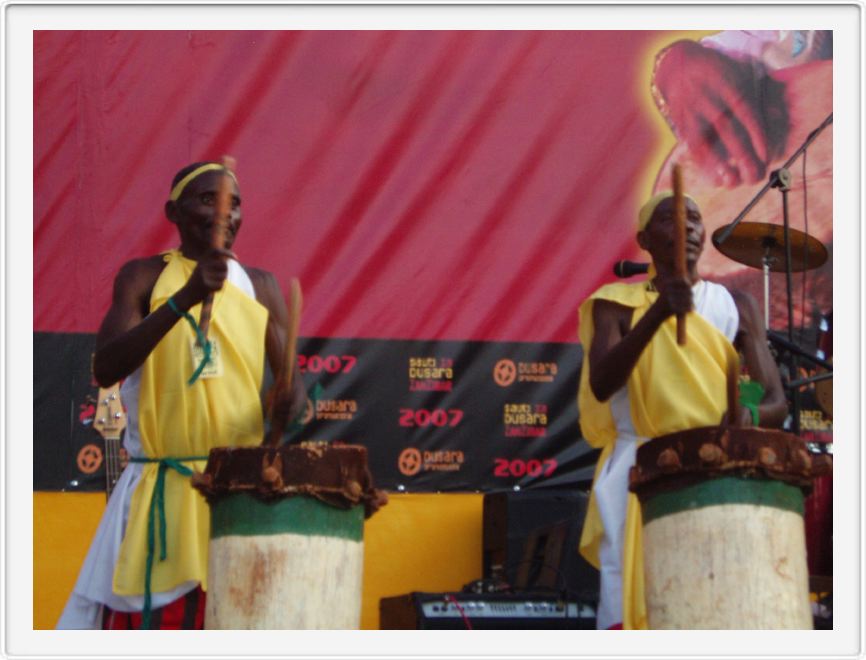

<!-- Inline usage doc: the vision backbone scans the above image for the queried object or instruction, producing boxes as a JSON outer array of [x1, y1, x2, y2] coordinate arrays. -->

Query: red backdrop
[[34, 30, 672, 342]]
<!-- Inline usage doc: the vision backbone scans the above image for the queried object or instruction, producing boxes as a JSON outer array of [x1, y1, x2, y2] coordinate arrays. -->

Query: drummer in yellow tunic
[[112, 247, 269, 601], [64, 162, 306, 629], [577, 192, 786, 629]]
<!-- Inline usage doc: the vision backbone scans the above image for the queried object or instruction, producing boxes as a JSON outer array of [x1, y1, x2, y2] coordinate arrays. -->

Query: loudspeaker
[[482, 489, 598, 602]]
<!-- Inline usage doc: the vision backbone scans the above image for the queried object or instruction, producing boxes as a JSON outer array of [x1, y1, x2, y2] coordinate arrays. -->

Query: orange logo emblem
[[493, 359, 517, 387], [398, 448, 423, 476], [77, 443, 104, 474]]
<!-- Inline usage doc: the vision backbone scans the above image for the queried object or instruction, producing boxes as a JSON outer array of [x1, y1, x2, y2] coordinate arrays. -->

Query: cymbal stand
[[714, 113, 832, 437], [760, 242, 774, 329], [768, 167, 802, 434], [714, 113, 832, 246], [769, 168, 795, 341]]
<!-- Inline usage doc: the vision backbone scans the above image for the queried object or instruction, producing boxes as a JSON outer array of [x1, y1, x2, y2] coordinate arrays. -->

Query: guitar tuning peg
[[109, 393, 117, 400], [98, 418, 107, 424], [114, 412, 123, 419]]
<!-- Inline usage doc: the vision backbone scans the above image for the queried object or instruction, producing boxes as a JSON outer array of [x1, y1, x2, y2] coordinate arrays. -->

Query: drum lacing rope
[[129, 455, 208, 629]]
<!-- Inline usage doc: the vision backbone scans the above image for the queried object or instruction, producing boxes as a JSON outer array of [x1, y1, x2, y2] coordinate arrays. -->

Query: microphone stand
[[767, 330, 833, 390], [767, 331, 831, 371], [713, 113, 832, 436], [714, 113, 832, 246]]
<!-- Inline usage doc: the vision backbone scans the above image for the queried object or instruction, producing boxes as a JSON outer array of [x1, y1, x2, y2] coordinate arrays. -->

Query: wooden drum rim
[[628, 426, 832, 504]]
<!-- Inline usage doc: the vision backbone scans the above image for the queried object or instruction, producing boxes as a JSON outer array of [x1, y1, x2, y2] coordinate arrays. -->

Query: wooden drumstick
[[284, 277, 303, 395], [266, 277, 303, 446], [198, 155, 236, 343], [672, 163, 687, 346]]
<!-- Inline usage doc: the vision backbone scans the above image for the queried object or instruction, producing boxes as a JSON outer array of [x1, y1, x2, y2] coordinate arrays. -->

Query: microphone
[[613, 260, 649, 278]]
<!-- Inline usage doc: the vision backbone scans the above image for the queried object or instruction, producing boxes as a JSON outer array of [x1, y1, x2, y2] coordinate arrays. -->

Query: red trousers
[[101, 586, 206, 630]]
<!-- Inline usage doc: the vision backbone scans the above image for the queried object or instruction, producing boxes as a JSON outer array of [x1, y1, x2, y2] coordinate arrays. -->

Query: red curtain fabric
[[34, 31, 677, 342]]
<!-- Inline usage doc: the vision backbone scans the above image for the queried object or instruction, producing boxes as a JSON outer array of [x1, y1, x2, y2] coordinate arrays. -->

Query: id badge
[[189, 337, 223, 378]]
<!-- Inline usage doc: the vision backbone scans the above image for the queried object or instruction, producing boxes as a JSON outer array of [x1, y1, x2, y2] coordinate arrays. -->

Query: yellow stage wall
[[34, 491, 483, 630]]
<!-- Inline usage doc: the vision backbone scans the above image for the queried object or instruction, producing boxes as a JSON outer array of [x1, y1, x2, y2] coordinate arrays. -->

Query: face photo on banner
[[9, 1, 861, 658], [648, 29, 833, 329]]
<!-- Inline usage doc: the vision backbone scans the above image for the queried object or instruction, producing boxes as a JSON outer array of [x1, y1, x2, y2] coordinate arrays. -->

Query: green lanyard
[[166, 296, 211, 385]]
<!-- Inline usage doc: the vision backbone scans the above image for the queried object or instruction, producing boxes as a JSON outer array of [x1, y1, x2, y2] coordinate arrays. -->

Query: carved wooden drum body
[[193, 442, 378, 629], [629, 427, 831, 629]]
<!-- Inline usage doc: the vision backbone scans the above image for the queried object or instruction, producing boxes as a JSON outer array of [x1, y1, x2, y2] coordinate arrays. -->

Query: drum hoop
[[642, 475, 804, 524], [630, 426, 831, 502], [210, 492, 364, 541]]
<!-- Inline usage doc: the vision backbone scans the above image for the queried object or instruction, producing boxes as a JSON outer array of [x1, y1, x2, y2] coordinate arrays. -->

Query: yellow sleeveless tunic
[[576, 282, 739, 629], [113, 250, 267, 596]]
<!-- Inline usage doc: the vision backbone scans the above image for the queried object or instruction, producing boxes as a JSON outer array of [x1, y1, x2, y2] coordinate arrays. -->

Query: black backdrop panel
[[34, 332, 105, 491], [34, 332, 600, 492]]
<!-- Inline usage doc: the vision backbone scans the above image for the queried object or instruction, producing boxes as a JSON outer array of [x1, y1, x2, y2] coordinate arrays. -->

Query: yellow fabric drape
[[576, 281, 738, 629], [113, 250, 267, 596]]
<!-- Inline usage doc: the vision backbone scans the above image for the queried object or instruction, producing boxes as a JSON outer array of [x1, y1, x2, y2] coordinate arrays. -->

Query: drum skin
[[630, 427, 831, 630]]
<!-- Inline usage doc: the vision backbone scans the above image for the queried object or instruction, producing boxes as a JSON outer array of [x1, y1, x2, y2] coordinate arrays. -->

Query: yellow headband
[[169, 164, 238, 201], [637, 190, 697, 231]]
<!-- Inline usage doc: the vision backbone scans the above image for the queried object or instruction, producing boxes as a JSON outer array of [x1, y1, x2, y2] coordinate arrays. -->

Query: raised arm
[[93, 249, 233, 386], [588, 278, 694, 402], [731, 289, 787, 428]]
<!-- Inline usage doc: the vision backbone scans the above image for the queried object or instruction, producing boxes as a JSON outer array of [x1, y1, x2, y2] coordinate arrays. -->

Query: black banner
[[34, 332, 599, 493], [34, 332, 106, 492]]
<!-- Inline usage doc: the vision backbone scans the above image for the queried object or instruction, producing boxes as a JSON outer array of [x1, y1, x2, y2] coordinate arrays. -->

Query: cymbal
[[712, 222, 828, 272]]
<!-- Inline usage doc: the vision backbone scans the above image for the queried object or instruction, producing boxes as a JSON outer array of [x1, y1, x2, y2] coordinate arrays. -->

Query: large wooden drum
[[629, 427, 832, 629], [192, 442, 380, 629]]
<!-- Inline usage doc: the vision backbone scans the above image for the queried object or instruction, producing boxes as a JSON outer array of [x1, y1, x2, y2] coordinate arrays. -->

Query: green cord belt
[[129, 455, 208, 629], [124, 368, 321, 628]]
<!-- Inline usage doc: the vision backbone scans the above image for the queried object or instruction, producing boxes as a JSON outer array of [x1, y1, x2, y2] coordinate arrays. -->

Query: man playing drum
[[57, 162, 306, 629], [577, 192, 787, 629]]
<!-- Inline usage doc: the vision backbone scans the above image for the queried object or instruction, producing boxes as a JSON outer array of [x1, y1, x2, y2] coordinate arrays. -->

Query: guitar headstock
[[93, 383, 126, 441]]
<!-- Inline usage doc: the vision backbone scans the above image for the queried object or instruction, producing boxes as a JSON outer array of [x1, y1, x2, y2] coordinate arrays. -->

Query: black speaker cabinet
[[482, 489, 599, 602]]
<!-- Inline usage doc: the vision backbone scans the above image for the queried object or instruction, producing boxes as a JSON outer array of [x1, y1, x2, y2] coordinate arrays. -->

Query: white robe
[[57, 259, 256, 629]]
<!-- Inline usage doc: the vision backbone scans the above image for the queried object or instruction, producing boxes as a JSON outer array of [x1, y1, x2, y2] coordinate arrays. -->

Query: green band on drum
[[210, 493, 364, 542], [642, 476, 804, 524]]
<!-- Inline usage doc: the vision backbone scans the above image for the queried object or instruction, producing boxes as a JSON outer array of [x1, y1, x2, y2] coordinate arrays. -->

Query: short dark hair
[[170, 161, 221, 192]]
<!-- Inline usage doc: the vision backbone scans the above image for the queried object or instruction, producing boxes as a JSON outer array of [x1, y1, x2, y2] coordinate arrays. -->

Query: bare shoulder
[[98, 254, 168, 340], [594, 298, 631, 315], [727, 287, 763, 335], [728, 287, 755, 306], [242, 264, 279, 294], [113, 255, 167, 299], [728, 287, 760, 316], [242, 264, 276, 285], [593, 298, 633, 335], [241, 264, 285, 311]]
